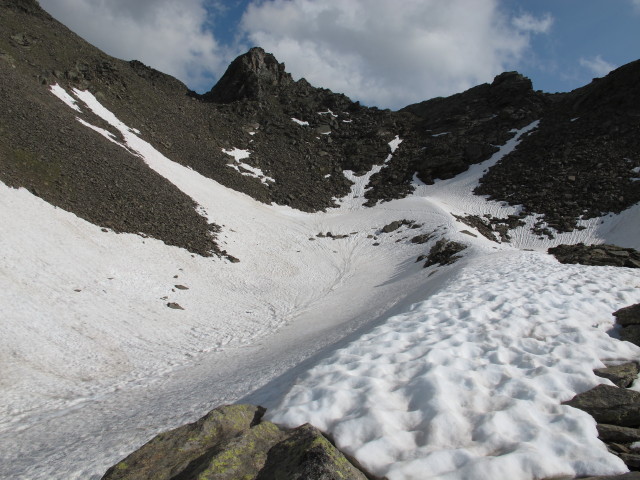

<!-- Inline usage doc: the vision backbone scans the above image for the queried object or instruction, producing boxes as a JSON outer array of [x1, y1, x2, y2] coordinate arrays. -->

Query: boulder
[[563, 385, 640, 427], [620, 325, 640, 347], [423, 239, 466, 268], [615, 304, 640, 327], [595, 363, 640, 388], [597, 424, 640, 444], [102, 404, 369, 480]]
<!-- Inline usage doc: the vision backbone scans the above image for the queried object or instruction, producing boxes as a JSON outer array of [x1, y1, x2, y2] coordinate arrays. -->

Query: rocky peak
[[203, 47, 294, 103]]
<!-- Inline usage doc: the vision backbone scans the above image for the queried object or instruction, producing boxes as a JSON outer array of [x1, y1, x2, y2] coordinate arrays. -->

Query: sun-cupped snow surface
[[268, 251, 640, 479]]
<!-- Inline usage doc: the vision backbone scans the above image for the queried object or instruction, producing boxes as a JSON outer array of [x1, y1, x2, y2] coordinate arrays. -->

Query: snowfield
[[0, 85, 638, 479]]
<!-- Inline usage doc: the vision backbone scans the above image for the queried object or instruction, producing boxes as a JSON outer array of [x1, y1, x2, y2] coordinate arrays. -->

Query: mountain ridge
[[1, 0, 639, 255]]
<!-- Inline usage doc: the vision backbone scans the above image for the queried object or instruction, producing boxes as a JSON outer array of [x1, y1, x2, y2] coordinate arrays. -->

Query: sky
[[38, 0, 640, 110]]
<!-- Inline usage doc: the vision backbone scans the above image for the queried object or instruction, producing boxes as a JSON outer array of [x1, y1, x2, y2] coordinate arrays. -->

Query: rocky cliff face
[[203, 47, 294, 103]]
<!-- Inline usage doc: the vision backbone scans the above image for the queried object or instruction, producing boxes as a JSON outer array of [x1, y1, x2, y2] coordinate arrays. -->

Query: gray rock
[[595, 363, 640, 387], [548, 244, 640, 268], [255, 423, 368, 480], [563, 384, 640, 427], [619, 453, 640, 469], [423, 239, 466, 268], [382, 221, 402, 233], [102, 404, 369, 480], [615, 304, 640, 327], [620, 325, 640, 347], [597, 424, 640, 443]]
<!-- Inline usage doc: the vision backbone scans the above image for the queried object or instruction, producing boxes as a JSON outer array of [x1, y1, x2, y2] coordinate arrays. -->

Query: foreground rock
[[548, 244, 640, 268], [101, 404, 369, 480], [615, 304, 640, 348], [595, 363, 640, 388], [564, 385, 640, 427]]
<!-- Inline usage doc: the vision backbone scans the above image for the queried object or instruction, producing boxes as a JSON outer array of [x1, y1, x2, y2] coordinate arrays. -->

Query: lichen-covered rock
[[102, 404, 274, 480], [101, 405, 369, 480], [256, 423, 368, 480]]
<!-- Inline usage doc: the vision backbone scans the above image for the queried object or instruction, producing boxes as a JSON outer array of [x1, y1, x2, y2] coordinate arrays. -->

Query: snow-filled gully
[[0, 86, 639, 480]]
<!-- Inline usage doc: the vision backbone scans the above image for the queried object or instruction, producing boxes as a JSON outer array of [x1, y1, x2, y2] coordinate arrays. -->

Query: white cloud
[[579, 55, 616, 77], [241, 0, 553, 109], [512, 12, 553, 33], [38, 0, 228, 91]]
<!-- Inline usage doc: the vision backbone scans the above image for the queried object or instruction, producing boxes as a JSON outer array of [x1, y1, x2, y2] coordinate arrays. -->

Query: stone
[[597, 424, 640, 444], [595, 363, 640, 388], [166, 302, 184, 310], [102, 405, 369, 480], [619, 453, 640, 469], [615, 304, 640, 327], [548, 244, 640, 268], [382, 221, 402, 233], [255, 424, 368, 480], [423, 239, 466, 268], [102, 404, 271, 480], [563, 384, 640, 427], [620, 325, 640, 347]]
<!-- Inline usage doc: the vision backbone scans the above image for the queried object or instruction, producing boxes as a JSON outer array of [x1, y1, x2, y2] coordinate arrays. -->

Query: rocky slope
[[2, 0, 639, 259]]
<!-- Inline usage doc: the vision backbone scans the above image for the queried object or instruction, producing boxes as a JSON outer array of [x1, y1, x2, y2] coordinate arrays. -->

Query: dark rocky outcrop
[[421, 238, 466, 268], [203, 47, 293, 104], [548, 244, 640, 268], [101, 404, 369, 480]]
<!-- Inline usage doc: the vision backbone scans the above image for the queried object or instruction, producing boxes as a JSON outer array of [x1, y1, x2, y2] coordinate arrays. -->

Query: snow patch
[[49, 84, 81, 112], [222, 148, 275, 185], [291, 117, 309, 126]]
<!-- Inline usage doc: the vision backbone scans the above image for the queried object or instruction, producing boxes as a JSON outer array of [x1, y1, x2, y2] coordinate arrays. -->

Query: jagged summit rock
[[203, 47, 294, 103]]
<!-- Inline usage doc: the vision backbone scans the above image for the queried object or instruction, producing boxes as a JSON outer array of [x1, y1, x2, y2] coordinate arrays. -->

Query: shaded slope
[[475, 61, 640, 233], [0, 0, 219, 255]]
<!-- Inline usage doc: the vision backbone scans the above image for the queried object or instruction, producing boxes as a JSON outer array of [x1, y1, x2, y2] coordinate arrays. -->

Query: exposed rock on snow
[[101, 404, 369, 480], [548, 243, 640, 268], [422, 238, 467, 267]]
